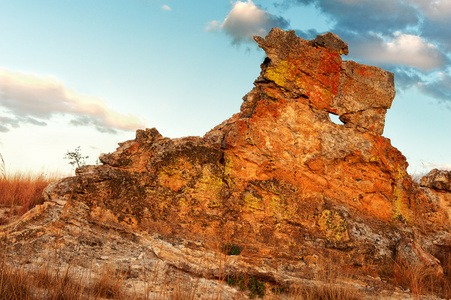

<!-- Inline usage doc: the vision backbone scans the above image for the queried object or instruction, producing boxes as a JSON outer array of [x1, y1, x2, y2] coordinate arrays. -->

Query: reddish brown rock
[[252, 28, 395, 134], [1, 28, 450, 298], [311, 32, 349, 55]]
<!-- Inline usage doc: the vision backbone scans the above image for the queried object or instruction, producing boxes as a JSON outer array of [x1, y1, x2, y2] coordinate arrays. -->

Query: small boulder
[[420, 169, 451, 191], [312, 32, 349, 55]]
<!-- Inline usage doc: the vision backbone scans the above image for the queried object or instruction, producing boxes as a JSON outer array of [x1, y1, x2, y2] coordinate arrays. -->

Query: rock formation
[[1, 28, 450, 299]]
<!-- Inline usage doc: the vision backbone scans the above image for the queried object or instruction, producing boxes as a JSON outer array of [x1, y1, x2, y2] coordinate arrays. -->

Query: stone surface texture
[[421, 169, 451, 192], [1, 28, 450, 299], [419, 169, 451, 231]]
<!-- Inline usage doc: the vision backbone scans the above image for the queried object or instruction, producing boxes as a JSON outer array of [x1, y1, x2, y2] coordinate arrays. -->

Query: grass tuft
[[0, 171, 61, 225], [288, 283, 363, 300], [0, 256, 31, 299], [392, 257, 451, 299], [91, 264, 124, 299]]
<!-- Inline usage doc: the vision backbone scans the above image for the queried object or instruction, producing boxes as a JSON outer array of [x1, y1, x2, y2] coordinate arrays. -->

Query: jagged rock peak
[[249, 27, 395, 134]]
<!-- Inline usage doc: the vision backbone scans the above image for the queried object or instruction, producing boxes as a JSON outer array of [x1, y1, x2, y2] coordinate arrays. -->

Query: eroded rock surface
[[421, 169, 451, 192], [1, 28, 450, 299], [419, 169, 451, 229]]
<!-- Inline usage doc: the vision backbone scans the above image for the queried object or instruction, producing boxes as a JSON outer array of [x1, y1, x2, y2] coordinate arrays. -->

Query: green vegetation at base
[[222, 243, 242, 256], [225, 274, 266, 299]]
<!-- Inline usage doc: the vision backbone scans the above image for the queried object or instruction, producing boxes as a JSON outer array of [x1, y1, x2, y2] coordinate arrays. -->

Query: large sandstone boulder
[[1, 28, 449, 298]]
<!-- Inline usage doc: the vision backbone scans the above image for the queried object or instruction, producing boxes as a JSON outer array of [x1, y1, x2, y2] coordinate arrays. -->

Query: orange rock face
[[66, 29, 445, 262], [2, 28, 450, 296], [205, 28, 407, 225]]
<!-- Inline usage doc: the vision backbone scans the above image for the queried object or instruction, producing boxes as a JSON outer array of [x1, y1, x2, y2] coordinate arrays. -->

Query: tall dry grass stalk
[[0, 153, 5, 180], [0, 255, 30, 299]]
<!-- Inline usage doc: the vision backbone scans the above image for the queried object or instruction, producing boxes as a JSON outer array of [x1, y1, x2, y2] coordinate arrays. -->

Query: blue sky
[[0, 0, 450, 176]]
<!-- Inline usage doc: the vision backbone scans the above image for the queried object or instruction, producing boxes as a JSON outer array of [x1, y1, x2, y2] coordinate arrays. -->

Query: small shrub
[[248, 276, 266, 298], [226, 274, 266, 298], [272, 286, 287, 294], [226, 274, 246, 291], [222, 243, 241, 256], [64, 146, 88, 169]]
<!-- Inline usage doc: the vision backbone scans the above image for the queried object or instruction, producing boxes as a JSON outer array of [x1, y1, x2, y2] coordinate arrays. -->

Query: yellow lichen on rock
[[244, 192, 262, 210], [266, 60, 293, 89], [158, 158, 193, 192], [318, 209, 348, 241], [392, 167, 413, 224], [192, 165, 224, 208]]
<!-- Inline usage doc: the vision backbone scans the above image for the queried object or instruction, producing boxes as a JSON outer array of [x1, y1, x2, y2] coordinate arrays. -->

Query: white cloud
[[0, 67, 146, 133], [162, 5, 171, 11], [355, 32, 446, 71], [206, 0, 289, 44], [408, 0, 451, 23]]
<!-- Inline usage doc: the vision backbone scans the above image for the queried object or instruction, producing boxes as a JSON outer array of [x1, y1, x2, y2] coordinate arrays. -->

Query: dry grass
[[0, 257, 30, 300], [28, 263, 87, 300], [385, 255, 451, 299], [286, 263, 363, 300], [0, 255, 209, 300], [90, 264, 125, 299], [0, 237, 367, 300], [0, 153, 6, 180], [288, 284, 363, 300], [0, 251, 128, 300], [2, 242, 451, 300], [0, 173, 58, 217], [0, 154, 61, 225]]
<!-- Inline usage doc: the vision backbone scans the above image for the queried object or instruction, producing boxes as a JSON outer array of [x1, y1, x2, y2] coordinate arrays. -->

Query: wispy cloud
[[417, 72, 451, 105], [0, 67, 146, 133], [276, 0, 451, 104], [162, 4, 171, 11], [421, 163, 451, 170], [206, 0, 289, 44]]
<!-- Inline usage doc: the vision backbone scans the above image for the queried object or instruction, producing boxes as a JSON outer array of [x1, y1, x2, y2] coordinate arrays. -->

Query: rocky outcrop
[[1, 28, 450, 298], [419, 169, 451, 259], [419, 169, 451, 224], [421, 169, 451, 192]]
